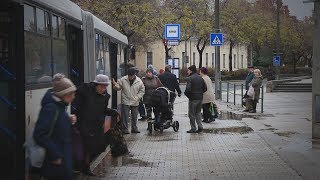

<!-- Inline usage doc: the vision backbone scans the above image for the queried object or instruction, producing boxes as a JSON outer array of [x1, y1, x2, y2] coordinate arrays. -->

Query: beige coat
[[113, 76, 145, 106], [202, 75, 215, 104]]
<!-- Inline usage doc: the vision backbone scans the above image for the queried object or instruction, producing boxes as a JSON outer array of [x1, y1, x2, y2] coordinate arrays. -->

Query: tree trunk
[[229, 40, 234, 72], [196, 38, 207, 68]]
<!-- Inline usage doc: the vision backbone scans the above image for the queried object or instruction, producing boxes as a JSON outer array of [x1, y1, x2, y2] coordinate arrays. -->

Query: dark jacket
[[33, 89, 72, 179], [73, 83, 117, 154], [142, 76, 162, 104], [245, 72, 254, 90], [184, 73, 207, 100], [158, 71, 182, 95]]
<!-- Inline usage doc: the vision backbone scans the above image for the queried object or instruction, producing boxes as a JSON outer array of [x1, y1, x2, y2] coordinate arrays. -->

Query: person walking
[[158, 65, 182, 104], [73, 74, 118, 176], [184, 65, 207, 133], [248, 69, 263, 113], [33, 74, 77, 180], [112, 67, 145, 134], [142, 68, 163, 120], [243, 66, 255, 112], [199, 67, 216, 123]]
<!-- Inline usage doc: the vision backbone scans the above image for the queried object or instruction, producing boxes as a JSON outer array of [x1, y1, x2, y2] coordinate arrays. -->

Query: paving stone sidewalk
[[82, 100, 302, 180]]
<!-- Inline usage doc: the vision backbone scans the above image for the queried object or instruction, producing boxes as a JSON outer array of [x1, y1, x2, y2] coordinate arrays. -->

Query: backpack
[[25, 109, 59, 168]]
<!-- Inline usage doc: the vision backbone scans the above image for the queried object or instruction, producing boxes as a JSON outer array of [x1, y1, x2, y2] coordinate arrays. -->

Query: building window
[[223, 54, 226, 68], [241, 55, 244, 68], [206, 53, 208, 68], [234, 54, 236, 68], [147, 52, 153, 67], [193, 52, 196, 65]]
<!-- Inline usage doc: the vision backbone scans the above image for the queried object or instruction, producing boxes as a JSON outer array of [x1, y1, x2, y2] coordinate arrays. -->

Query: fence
[[221, 82, 264, 113]]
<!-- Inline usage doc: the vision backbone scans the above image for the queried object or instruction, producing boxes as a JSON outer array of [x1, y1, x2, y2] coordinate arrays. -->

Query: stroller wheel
[[148, 122, 153, 134], [173, 121, 179, 132]]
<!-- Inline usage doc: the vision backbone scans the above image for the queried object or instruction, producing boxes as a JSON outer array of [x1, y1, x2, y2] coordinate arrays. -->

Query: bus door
[[67, 25, 83, 86], [0, 1, 25, 179], [110, 42, 118, 109]]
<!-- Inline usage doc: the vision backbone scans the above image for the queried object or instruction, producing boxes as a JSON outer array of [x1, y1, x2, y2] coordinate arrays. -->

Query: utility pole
[[214, 0, 221, 100], [275, 0, 281, 80]]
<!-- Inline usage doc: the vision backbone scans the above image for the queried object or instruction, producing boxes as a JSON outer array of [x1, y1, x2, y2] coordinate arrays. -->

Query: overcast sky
[[282, 0, 313, 19]]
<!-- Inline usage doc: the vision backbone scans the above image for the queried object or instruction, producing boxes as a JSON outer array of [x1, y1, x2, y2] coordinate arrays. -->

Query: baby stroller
[[147, 87, 179, 133]]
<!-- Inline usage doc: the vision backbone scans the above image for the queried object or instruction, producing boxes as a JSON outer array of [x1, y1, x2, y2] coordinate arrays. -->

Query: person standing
[[158, 65, 182, 103], [73, 74, 118, 176], [184, 65, 207, 133], [199, 67, 216, 123], [243, 66, 255, 112], [112, 67, 145, 134], [142, 68, 163, 120], [33, 74, 77, 180], [248, 69, 263, 113]]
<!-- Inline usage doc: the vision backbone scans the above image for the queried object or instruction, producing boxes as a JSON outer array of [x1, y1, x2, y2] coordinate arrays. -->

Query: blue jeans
[[138, 101, 146, 117]]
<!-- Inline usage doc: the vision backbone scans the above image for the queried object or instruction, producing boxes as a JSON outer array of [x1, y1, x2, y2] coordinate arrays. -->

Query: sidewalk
[[77, 91, 318, 180]]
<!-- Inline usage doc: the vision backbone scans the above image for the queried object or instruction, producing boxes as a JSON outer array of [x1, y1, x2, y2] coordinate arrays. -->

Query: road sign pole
[[214, 0, 221, 100]]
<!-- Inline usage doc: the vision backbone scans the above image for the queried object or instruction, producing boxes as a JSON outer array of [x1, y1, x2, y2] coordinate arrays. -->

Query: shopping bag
[[247, 85, 255, 97]]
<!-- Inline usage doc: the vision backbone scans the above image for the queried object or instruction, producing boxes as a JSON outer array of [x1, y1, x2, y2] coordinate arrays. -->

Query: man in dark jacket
[[73, 74, 118, 176], [158, 65, 182, 103], [184, 65, 207, 133], [244, 66, 254, 112]]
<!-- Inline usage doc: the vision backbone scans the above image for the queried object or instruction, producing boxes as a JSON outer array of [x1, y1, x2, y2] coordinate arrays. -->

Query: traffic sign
[[210, 33, 223, 46], [166, 39, 180, 46], [273, 56, 281, 66], [165, 24, 180, 40]]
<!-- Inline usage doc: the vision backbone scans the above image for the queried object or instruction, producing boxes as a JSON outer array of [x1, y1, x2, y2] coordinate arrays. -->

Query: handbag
[[26, 109, 59, 168], [209, 102, 219, 118], [247, 85, 255, 98]]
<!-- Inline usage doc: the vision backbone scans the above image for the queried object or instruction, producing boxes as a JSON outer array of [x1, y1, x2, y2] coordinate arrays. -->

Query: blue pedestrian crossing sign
[[210, 33, 223, 46], [273, 56, 281, 66]]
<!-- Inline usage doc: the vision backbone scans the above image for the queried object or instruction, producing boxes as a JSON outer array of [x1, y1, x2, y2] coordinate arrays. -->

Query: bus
[[0, 0, 128, 179]]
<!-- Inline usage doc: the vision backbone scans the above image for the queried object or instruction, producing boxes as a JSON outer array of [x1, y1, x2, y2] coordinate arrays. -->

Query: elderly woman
[[199, 67, 216, 123], [142, 68, 163, 120], [33, 74, 77, 180], [248, 69, 263, 113]]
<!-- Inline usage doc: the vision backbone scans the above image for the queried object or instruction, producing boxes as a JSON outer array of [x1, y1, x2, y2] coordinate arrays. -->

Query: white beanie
[[52, 74, 76, 97]]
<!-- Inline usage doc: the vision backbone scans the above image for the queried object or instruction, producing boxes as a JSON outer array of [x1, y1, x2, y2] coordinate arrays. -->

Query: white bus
[[0, 0, 128, 179]]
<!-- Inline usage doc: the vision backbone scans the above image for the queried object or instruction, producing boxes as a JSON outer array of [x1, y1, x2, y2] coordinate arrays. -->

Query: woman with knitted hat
[[33, 74, 77, 180]]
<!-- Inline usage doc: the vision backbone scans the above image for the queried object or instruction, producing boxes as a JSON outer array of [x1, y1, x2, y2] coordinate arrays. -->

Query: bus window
[[53, 39, 67, 76], [24, 4, 35, 32]]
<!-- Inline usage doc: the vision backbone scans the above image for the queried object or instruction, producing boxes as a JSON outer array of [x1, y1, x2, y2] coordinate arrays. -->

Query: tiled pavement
[[83, 100, 302, 180]]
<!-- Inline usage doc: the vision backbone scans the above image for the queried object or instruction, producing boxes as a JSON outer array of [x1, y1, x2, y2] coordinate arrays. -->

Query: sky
[[282, 0, 313, 20]]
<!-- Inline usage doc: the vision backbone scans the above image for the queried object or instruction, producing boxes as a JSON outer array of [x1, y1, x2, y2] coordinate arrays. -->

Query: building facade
[[134, 39, 249, 72]]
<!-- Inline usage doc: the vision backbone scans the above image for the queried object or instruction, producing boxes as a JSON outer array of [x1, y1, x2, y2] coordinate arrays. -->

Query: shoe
[[243, 109, 249, 112], [249, 110, 256, 113], [202, 119, 208, 123], [82, 168, 95, 176], [122, 129, 130, 134], [196, 128, 203, 133], [187, 129, 197, 133], [207, 118, 215, 123], [131, 129, 140, 133]]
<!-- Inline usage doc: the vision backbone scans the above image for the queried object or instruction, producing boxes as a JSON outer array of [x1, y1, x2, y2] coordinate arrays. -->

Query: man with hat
[[112, 67, 145, 134], [73, 74, 118, 176], [243, 65, 255, 112], [184, 65, 207, 133]]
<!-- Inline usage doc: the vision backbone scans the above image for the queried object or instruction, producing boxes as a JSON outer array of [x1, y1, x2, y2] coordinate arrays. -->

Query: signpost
[[273, 56, 280, 66], [210, 33, 223, 46]]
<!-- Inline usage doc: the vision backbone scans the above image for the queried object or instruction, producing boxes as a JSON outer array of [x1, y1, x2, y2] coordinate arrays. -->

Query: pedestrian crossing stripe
[[212, 36, 221, 45]]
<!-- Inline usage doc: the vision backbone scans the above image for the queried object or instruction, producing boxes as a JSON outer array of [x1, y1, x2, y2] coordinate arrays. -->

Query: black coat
[[158, 71, 182, 95], [184, 73, 207, 100], [73, 83, 117, 155]]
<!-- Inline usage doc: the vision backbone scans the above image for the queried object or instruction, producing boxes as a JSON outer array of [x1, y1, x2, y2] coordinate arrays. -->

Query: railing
[[221, 82, 264, 113]]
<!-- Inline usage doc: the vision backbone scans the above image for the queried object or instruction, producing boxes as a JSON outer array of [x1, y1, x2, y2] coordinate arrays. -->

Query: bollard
[[227, 82, 229, 103], [234, 84, 236, 105], [241, 84, 244, 107], [261, 86, 264, 113]]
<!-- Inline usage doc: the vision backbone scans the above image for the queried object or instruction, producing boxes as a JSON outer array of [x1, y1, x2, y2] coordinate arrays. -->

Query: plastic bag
[[247, 85, 255, 97]]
